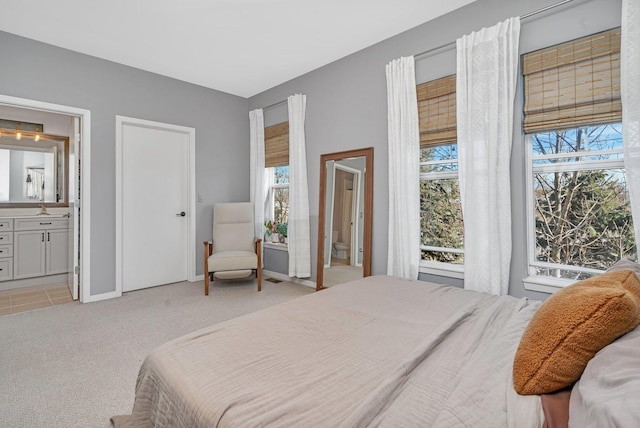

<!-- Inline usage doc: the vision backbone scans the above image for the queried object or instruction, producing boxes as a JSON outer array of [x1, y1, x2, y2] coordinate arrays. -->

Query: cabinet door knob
[[176, 212, 186, 217]]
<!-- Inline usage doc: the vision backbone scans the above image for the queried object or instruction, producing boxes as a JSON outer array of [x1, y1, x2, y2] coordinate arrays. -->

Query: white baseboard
[[192, 274, 204, 282], [262, 270, 316, 289]]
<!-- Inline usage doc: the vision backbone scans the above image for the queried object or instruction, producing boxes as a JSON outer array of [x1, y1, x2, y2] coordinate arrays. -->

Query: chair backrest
[[213, 202, 255, 253]]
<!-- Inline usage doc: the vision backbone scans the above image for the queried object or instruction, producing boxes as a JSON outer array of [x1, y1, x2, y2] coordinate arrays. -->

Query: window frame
[[523, 126, 629, 290], [419, 145, 465, 278], [266, 165, 289, 231]]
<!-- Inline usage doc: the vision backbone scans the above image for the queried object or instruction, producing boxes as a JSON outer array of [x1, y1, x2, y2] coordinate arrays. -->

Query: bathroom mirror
[[0, 133, 68, 206], [316, 147, 373, 290]]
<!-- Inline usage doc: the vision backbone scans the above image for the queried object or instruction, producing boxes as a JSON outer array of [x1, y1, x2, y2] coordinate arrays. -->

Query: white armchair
[[203, 202, 262, 295]]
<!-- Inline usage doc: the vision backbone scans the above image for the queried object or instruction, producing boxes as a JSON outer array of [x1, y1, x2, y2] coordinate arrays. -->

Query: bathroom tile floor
[[0, 283, 74, 317]]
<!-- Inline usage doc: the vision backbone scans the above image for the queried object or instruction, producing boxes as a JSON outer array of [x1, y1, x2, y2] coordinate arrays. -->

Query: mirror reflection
[[323, 158, 365, 286], [0, 134, 68, 205], [316, 147, 372, 290]]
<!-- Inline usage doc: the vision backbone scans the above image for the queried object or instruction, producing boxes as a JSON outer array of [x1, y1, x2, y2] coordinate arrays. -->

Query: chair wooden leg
[[203, 241, 210, 296], [256, 238, 262, 292]]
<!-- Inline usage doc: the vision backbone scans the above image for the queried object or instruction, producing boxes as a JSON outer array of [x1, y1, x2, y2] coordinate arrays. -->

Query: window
[[417, 75, 464, 268], [269, 166, 289, 225], [420, 144, 464, 264], [264, 121, 289, 231], [522, 28, 635, 283], [527, 124, 634, 280]]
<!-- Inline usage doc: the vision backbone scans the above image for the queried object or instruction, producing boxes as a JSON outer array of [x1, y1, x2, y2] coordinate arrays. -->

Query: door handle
[[176, 212, 186, 217]]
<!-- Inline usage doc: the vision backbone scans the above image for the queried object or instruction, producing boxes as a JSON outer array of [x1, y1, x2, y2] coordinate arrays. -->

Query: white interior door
[[121, 123, 188, 292], [67, 116, 80, 300]]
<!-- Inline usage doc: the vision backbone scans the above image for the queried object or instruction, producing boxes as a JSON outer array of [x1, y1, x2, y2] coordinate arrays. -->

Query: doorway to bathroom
[[0, 94, 91, 309]]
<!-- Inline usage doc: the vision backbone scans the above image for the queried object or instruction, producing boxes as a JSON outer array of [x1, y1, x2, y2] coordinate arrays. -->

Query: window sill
[[419, 261, 464, 279], [264, 242, 288, 252], [522, 275, 576, 294]]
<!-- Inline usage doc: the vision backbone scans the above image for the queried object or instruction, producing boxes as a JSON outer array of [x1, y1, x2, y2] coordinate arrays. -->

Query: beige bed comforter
[[130, 276, 543, 427]]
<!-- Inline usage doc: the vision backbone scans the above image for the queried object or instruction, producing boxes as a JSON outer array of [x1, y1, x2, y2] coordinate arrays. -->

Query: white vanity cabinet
[[12, 217, 70, 280], [0, 219, 14, 281]]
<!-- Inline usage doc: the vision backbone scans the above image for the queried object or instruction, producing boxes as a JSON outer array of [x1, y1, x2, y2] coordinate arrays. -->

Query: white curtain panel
[[385, 56, 420, 280], [622, 0, 640, 249], [456, 17, 520, 296], [287, 94, 311, 278], [249, 109, 268, 265]]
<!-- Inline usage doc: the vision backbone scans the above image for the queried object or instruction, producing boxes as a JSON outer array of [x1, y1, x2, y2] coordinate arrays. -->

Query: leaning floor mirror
[[316, 147, 373, 290]]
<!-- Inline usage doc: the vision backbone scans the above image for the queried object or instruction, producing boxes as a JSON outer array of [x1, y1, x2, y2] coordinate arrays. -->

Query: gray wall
[[249, 0, 622, 300], [0, 31, 249, 296]]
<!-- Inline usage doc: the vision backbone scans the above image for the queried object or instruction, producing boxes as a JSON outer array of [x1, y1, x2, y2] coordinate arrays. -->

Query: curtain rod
[[261, 99, 288, 111], [414, 0, 575, 60]]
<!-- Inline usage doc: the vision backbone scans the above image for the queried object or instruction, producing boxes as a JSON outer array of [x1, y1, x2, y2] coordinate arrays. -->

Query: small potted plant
[[264, 220, 273, 241], [265, 220, 280, 242], [276, 223, 288, 244]]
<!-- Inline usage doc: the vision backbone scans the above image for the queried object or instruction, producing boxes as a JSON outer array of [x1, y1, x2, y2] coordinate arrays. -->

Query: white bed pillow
[[606, 257, 640, 278], [569, 326, 640, 427]]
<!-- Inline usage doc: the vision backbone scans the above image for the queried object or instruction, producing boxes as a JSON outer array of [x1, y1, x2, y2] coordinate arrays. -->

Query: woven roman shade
[[522, 28, 621, 134], [417, 75, 457, 147], [264, 122, 289, 168]]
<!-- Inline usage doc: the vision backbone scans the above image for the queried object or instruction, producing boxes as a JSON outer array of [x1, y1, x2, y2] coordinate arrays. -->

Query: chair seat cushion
[[208, 250, 257, 272]]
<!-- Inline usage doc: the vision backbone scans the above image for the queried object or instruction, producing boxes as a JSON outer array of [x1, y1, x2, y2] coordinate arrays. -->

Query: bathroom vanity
[[0, 215, 70, 283]]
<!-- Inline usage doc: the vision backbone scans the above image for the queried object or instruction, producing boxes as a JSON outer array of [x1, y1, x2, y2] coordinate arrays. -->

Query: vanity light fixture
[[0, 119, 45, 141]]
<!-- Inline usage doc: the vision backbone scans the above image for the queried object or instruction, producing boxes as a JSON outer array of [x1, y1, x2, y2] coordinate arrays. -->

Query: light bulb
[[34, 133, 40, 142], [16, 131, 21, 140]]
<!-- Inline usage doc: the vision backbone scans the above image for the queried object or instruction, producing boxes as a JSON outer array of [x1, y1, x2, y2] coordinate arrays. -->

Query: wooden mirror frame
[[0, 131, 69, 208], [316, 147, 373, 291]]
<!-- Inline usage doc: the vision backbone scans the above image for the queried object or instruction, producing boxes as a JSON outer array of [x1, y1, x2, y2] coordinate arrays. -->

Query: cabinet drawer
[[0, 259, 12, 281], [0, 245, 12, 258], [0, 219, 13, 231], [0, 232, 12, 245], [14, 218, 69, 231]]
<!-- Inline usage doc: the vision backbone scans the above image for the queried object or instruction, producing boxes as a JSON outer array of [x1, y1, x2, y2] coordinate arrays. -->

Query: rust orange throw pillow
[[513, 269, 640, 395]]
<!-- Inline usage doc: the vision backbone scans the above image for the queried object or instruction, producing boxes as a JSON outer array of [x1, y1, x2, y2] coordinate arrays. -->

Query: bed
[[123, 272, 640, 427], [125, 276, 542, 427]]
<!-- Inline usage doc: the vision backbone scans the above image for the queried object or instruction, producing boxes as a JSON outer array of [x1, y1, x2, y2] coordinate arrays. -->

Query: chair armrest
[[203, 240, 213, 256]]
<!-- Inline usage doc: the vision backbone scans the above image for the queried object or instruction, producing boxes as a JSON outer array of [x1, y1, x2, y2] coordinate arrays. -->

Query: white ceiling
[[0, 0, 476, 98]]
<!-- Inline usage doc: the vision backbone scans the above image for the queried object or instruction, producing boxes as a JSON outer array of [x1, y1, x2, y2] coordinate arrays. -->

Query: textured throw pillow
[[513, 269, 640, 395]]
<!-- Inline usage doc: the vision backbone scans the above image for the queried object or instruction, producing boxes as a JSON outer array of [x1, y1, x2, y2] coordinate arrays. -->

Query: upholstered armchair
[[203, 202, 262, 295]]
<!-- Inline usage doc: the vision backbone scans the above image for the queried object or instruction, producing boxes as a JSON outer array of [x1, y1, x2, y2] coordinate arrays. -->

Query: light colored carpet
[[323, 265, 363, 287], [0, 278, 313, 427]]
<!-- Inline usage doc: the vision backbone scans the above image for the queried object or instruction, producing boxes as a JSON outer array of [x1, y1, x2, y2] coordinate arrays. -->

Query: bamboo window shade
[[522, 27, 621, 134], [416, 75, 457, 147], [264, 121, 289, 168]]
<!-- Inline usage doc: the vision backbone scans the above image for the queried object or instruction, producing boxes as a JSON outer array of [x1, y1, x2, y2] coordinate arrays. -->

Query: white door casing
[[67, 116, 80, 299], [115, 116, 196, 295]]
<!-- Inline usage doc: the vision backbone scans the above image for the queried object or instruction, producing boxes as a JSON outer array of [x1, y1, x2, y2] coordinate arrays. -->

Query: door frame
[[114, 115, 196, 297], [0, 94, 92, 302]]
